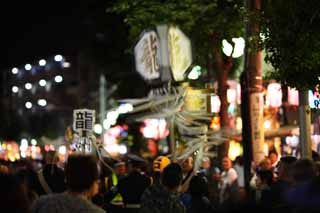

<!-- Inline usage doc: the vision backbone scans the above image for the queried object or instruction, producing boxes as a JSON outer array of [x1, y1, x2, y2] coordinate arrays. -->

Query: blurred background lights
[[94, 124, 103, 134], [31, 139, 37, 146], [63, 62, 71, 68], [39, 79, 47, 87], [118, 144, 127, 154], [11, 67, 18, 74], [188, 65, 202, 80], [54, 54, 63, 62], [25, 83, 32, 90], [54, 75, 63, 83], [37, 99, 47, 107], [118, 103, 133, 114], [39, 59, 46, 66], [58, 145, 66, 155], [25, 101, 32, 109], [25, 64, 32, 71], [12, 86, 19, 93]]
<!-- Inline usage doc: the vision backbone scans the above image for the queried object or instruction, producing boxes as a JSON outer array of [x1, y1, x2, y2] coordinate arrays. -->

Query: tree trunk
[[213, 38, 233, 159]]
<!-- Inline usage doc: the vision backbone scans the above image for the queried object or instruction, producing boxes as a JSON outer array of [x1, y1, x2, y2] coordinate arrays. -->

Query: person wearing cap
[[113, 154, 151, 213], [151, 156, 171, 185]]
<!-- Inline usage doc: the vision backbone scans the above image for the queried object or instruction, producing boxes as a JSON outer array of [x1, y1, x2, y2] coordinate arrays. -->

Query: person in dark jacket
[[140, 163, 186, 213], [115, 154, 151, 213], [187, 174, 214, 213]]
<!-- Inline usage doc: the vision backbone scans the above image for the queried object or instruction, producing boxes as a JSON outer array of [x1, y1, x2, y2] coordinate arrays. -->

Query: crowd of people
[[2, 149, 320, 213]]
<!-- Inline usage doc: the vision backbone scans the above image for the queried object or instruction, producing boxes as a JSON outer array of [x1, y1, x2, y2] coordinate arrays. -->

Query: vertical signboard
[[250, 93, 265, 163]]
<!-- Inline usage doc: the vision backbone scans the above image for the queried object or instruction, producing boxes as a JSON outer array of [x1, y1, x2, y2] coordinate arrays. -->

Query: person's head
[[0, 165, 9, 174], [45, 150, 59, 165], [0, 172, 31, 213], [258, 157, 272, 170], [65, 154, 99, 197], [153, 156, 171, 173], [127, 154, 146, 172], [268, 150, 278, 165], [161, 163, 182, 192], [201, 157, 211, 169], [234, 155, 243, 166], [292, 158, 317, 184], [189, 175, 209, 197], [222, 157, 232, 171], [182, 156, 193, 173], [277, 156, 297, 182], [114, 161, 126, 176], [256, 169, 274, 187]]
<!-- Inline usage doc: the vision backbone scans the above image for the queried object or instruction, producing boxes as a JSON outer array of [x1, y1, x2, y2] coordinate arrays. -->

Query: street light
[[12, 86, 19, 93], [39, 79, 47, 87], [54, 55, 63, 62], [37, 99, 47, 107], [39, 59, 46, 66], [25, 64, 32, 71], [25, 83, 32, 90], [25, 102, 32, 109], [54, 75, 63, 83], [11, 68, 18, 74]]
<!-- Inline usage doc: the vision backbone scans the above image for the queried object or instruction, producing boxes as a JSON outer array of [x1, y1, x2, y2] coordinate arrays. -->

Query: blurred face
[[260, 158, 272, 170], [269, 153, 278, 164], [116, 164, 126, 176], [202, 159, 211, 169], [182, 157, 193, 172], [222, 157, 232, 170]]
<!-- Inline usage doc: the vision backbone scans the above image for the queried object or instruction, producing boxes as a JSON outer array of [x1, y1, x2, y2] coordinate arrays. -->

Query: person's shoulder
[[32, 194, 61, 212]]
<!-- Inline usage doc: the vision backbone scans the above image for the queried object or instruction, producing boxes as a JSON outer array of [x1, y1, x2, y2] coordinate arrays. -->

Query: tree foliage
[[261, 0, 320, 90]]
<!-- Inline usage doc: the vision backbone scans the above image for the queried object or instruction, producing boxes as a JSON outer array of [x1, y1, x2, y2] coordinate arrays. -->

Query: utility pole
[[242, 0, 264, 194], [99, 74, 106, 132]]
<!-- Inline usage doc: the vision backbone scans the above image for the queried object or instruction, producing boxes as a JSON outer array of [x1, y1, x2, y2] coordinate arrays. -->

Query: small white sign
[[73, 109, 96, 134]]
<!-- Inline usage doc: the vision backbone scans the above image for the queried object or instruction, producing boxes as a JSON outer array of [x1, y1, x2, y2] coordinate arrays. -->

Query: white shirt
[[219, 168, 238, 203], [234, 164, 245, 187]]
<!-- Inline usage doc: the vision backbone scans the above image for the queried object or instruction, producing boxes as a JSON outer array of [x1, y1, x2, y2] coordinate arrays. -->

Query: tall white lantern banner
[[134, 31, 161, 81], [168, 26, 192, 81]]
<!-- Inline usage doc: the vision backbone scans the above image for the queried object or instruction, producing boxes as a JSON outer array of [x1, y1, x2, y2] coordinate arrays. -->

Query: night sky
[[0, 1, 93, 70]]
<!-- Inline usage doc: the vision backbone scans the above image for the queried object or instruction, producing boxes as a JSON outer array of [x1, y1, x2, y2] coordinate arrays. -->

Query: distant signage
[[168, 26, 192, 81], [134, 31, 161, 81], [184, 88, 211, 112]]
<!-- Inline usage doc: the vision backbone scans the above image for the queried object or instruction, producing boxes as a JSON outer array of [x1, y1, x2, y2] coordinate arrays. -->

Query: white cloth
[[219, 168, 238, 203], [234, 164, 245, 187]]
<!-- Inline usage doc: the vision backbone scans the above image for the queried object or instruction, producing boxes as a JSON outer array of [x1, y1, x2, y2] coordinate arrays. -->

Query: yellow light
[[264, 120, 272, 129], [7, 144, 12, 151], [236, 117, 242, 130], [228, 140, 243, 161]]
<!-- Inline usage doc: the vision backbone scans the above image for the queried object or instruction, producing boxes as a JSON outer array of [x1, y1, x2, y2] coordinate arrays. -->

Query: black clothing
[[34, 164, 66, 196]]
